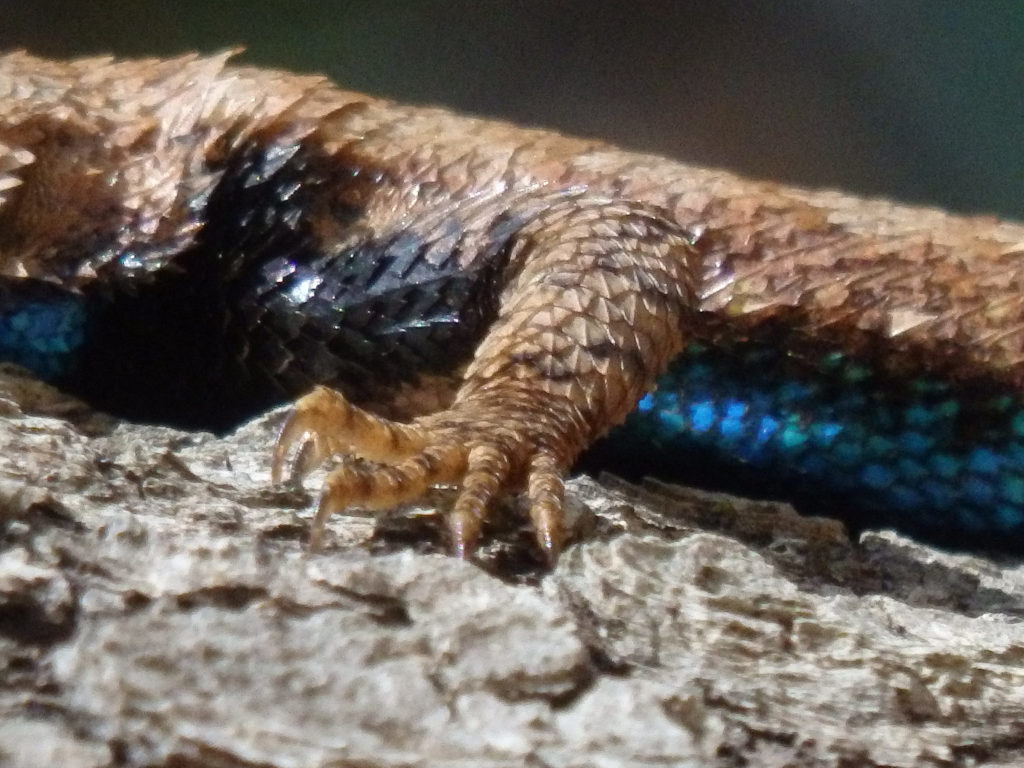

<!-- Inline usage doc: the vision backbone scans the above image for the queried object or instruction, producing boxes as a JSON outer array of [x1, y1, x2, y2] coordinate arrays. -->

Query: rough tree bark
[[1, 364, 1022, 768]]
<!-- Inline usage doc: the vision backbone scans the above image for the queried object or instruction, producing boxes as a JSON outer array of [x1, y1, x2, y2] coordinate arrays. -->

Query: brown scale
[[3, 51, 1024, 561]]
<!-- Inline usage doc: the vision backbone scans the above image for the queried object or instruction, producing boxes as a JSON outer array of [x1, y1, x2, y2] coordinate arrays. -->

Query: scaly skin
[[2, 51, 1024, 561]]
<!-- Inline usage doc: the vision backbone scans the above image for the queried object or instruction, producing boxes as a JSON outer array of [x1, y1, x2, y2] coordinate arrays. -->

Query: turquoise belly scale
[[603, 338, 1024, 550]]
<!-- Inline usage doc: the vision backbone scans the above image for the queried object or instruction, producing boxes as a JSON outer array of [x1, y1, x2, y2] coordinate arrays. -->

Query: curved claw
[[272, 388, 340, 484], [526, 451, 566, 564], [271, 414, 309, 485], [272, 421, 326, 485], [310, 488, 343, 552], [273, 386, 431, 486]]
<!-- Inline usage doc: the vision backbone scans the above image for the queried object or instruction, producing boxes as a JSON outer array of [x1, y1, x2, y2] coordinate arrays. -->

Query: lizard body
[[2, 51, 1024, 558]]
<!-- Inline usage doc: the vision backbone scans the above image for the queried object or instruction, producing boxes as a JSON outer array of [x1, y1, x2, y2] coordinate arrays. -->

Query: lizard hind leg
[[274, 196, 699, 562]]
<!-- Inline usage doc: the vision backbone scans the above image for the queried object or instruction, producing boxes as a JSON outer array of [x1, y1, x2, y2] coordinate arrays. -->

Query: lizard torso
[[3, 51, 1024, 557]]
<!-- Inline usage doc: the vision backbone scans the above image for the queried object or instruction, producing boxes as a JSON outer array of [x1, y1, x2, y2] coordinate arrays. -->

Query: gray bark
[[0, 367, 1022, 768]]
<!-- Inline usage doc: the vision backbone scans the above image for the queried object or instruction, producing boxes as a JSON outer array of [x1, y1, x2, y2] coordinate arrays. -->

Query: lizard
[[2, 50, 1024, 562]]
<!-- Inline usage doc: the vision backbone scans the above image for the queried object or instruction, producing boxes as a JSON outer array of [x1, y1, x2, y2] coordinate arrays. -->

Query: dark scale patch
[[49, 128, 512, 430]]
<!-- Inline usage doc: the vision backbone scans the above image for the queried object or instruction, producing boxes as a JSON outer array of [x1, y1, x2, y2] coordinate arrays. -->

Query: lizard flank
[[2, 51, 1024, 560]]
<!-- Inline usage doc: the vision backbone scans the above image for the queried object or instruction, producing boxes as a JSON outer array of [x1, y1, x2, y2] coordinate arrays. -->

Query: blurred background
[[1, 1, 1021, 219]]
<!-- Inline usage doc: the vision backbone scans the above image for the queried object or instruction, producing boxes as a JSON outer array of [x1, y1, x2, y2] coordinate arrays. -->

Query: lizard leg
[[274, 197, 699, 561]]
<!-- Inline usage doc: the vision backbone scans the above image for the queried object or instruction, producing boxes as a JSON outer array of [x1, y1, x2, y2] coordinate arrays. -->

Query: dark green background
[[2, 2, 1021, 219]]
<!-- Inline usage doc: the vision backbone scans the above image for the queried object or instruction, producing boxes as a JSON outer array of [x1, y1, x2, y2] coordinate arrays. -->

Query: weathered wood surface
[[1, 368, 1022, 767]]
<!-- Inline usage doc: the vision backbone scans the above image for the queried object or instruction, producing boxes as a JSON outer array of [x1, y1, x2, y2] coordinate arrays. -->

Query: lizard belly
[[598, 338, 1024, 551]]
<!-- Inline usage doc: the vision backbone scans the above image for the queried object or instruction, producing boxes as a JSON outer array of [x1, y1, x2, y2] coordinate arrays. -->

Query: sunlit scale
[[614, 341, 1024, 549]]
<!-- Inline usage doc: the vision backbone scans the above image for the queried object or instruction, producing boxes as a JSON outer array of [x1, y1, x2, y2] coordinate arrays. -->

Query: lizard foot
[[271, 197, 698, 562], [273, 384, 581, 561]]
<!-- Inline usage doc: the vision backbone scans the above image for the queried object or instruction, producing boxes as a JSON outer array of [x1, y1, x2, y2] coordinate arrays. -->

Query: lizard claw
[[272, 385, 428, 485], [273, 385, 576, 561]]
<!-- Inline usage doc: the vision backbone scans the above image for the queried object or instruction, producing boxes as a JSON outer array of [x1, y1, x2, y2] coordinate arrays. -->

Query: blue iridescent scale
[[607, 340, 1024, 549], [0, 292, 87, 380]]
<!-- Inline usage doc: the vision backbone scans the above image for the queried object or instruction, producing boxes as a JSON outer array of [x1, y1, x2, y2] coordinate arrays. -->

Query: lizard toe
[[525, 451, 566, 564], [310, 445, 464, 549], [272, 385, 428, 484], [448, 443, 512, 559]]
